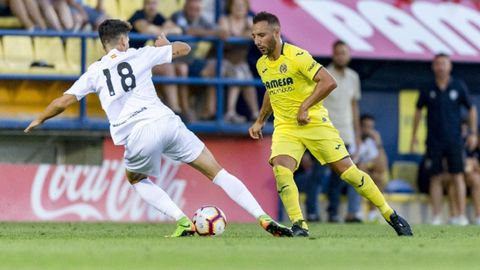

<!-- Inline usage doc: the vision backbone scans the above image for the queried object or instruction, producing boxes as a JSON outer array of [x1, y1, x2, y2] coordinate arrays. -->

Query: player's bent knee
[[329, 156, 354, 176], [126, 170, 147, 185], [271, 155, 297, 171], [189, 147, 223, 180]]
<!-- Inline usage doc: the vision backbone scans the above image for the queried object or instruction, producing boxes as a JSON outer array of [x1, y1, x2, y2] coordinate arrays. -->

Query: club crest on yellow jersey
[[279, 63, 288, 74]]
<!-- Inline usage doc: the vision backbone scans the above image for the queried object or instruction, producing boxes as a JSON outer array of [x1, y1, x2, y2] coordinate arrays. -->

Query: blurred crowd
[[0, 0, 259, 123], [1, 0, 479, 225], [294, 42, 480, 226]]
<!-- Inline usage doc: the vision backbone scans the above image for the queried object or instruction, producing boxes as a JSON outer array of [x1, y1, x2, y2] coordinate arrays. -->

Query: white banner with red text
[[251, 0, 480, 62], [0, 137, 277, 222]]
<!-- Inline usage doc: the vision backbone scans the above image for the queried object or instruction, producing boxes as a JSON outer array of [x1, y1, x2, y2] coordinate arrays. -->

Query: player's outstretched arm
[[154, 33, 191, 58], [297, 68, 337, 126], [24, 94, 78, 133], [171, 41, 191, 58], [249, 92, 272, 139]]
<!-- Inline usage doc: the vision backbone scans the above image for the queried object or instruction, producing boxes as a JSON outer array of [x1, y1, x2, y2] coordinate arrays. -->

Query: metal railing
[[0, 29, 272, 134]]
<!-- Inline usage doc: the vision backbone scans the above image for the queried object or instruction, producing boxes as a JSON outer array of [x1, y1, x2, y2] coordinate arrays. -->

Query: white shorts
[[124, 115, 205, 177]]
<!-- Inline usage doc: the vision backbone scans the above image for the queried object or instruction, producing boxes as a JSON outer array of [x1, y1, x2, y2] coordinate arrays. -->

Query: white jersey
[[65, 46, 174, 145]]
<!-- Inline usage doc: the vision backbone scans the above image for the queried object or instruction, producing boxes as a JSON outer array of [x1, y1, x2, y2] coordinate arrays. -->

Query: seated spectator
[[428, 122, 479, 226], [171, 0, 228, 121], [464, 133, 480, 225], [37, 0, 72, 31], [355, 114, 388, 222], [4, 0, 48, 30], [456, 121, 480, 225], [128, 0, 181, 48], [218, 0, 259, 123], [69, 0, 109, 31], [128, 0, 189, 119]]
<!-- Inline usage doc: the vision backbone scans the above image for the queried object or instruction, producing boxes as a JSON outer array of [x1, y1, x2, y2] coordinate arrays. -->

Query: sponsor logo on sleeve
[[307, 61, 318, 72]]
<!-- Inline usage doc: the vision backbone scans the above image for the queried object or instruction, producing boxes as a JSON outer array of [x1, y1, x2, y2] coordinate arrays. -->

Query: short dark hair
[[360, 114, 375, 123], [333, 40, 347, 49], [433, 52, 450, 60], [253, 11, 280, 27], [98, 19, 132, 47]]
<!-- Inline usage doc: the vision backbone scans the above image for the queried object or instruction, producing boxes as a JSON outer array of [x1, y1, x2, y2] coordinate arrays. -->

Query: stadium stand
[[391, 161, 419, 192], [3, 0, 476, 226], [0, 16, 20, 29], [32, 37, 73, 74], [2, 35, 34, 74], [65, 37, 105, 73], [0, 33, 262, 134], [85, 0, 119, 19]]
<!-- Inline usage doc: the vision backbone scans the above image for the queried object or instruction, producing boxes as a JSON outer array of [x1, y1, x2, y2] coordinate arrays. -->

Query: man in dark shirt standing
[[411, 53, 477, 225]]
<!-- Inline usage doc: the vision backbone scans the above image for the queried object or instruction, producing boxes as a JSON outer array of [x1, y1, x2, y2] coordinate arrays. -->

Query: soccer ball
[[192, 206, 227, 236]]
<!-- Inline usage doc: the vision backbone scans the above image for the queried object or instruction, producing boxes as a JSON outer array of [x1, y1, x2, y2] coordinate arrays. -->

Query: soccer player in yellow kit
[[249, 11, 413, 237]]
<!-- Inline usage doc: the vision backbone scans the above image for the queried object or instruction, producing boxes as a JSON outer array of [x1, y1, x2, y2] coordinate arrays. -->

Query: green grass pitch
[[1, 222, 480, 270]]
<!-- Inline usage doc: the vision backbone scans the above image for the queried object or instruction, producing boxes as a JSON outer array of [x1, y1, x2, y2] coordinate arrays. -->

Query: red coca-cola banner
[[0, 137, 277, 222]]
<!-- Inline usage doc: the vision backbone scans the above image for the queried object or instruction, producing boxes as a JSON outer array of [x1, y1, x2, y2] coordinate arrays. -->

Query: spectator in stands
[[411, 53, 477, 226], [433, 127, 480, 226], [218, 0, 258, 123], [356, 114, 388, 222], [69, 0, 109, 31], [0, 0, 7, 16], [464, 132, 480, 225], [171, 0, 228, 121], [200, 0, 217, 25], [4, 0, 48, 30], [128, 0, 182, 47], [128, 0, 190, 119], [323, 40, 362, 223], [37, 0, 72, 31]]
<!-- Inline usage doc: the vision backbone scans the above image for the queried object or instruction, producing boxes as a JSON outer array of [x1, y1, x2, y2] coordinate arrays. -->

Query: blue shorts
[[83, 5, 106, 26]]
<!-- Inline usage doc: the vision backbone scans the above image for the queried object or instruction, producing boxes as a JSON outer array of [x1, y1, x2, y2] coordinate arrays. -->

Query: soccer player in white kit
[[25, 19, 292, 237]]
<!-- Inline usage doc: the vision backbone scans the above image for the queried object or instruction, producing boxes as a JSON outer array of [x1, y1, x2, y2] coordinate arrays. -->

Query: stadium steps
[[118, 0, 143, 20], [0, 16, 21, 28], [65, 38, 105, 72], [160, 0, 185, 18], [0, 80, 104, 118], [32, 37, 76, 75], [0, 38, 6, 73], [117, 0, 184, 20], [391, 160, 419, 192], [2, 36, 34, 74], [85, 0, 120, 19]]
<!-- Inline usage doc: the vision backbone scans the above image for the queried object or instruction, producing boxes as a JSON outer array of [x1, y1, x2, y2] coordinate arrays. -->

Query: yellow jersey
[[256, 43, 327, 127]]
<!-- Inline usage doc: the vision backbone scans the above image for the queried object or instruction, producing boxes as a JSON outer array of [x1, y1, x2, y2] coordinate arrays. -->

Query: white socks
[[132, 178, 185, 221], [213, 169, 265, 219], [132, 170, 266, 221]]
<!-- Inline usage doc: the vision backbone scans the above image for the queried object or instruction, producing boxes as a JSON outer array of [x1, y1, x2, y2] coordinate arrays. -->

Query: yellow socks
[[340, 165, 394, 222], [273, 165, 307, 227]]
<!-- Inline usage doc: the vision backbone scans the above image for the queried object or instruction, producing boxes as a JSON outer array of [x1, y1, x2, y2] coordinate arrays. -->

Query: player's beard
[[265, 38, 276, 56]]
